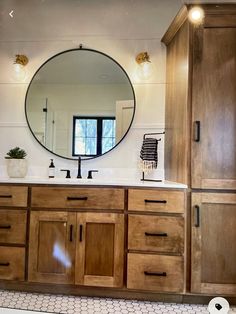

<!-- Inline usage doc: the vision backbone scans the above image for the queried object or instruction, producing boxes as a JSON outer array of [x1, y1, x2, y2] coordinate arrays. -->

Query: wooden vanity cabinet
[[127, 189, 185, 293], [162, 4, 236, 296], [29, 186, 124, 288], [0, 185, 28, 281], [191, 192, 236, 295]]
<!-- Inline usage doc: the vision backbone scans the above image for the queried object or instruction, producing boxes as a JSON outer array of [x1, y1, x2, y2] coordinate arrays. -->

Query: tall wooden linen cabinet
[[162, 4, 236, 295]]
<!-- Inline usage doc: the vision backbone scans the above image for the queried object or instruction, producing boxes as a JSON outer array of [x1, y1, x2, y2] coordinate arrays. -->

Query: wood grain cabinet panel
[[31, 187, 124, 210], [128, 214, 184, 254], [28, 211, 76, 284], [191, 193, 236, 294], [127, 253, 184, 293], [128, 189, 185, 213], [191, 27, 236, 190], [0, 210, 27, 244], [75, 212, 124, 288], [0, 246, 25, 281], [28, 210, 124, 288], [0, 186, 28, 207]]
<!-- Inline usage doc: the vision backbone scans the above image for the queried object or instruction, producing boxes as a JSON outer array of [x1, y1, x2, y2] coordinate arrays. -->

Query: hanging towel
[[140, 137, 158, 172]]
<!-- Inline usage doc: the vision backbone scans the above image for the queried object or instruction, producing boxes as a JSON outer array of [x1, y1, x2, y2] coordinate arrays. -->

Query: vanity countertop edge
[[0, 177, 187, 189]]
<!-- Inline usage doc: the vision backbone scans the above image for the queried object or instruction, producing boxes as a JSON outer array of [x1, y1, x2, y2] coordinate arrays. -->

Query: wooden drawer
[[128, 214, 184, 254], [31, 187, 124, 210], [0, 210, 27, 244], [0, 246, 25, 281], [128, 189, 185, 213], [127, 253, 184, 292], [0, 186, 28, 207]]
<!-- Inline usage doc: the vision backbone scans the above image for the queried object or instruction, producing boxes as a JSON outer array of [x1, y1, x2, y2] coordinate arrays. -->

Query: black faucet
[[87, 170, 98, 179], [77, 156, 82, 179], [60, 169, 71, 178]]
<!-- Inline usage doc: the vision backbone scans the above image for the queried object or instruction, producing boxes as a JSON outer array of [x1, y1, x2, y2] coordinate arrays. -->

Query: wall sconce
[[136, 52, 153, 80], [188, 6, 205, 25], [13, 54, 28, 81]]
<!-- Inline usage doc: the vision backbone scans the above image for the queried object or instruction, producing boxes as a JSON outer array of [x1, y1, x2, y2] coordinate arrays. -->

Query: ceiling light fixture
[[188, 6, 205, 25], [135, 52, 153, 80], [13, 54, 28, 81]]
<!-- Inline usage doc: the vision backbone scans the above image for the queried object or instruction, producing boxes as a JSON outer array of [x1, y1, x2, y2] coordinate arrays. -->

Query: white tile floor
[[0, 289, 235, 314]]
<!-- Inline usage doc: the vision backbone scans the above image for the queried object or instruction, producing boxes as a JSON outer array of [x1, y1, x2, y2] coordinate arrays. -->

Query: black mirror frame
[[25, 46, 136, 160]]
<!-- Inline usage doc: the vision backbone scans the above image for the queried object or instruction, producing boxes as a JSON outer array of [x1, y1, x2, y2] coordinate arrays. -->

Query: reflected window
[[73, 116, 115, 156]]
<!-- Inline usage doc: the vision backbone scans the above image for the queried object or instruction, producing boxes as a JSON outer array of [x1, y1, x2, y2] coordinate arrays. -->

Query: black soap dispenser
[[49, 159, 55, 178]]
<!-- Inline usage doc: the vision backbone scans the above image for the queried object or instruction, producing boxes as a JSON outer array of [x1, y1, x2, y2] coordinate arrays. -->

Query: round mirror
[[25, 48, 135, 160]]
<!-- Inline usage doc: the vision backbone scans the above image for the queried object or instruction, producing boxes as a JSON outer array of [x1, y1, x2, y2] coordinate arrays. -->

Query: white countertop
[[0, 177, 187, 189]]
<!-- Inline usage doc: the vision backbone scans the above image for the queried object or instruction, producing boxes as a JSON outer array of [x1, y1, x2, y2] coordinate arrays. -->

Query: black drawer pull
[[0, 195, 12, 198], [194, 205, 200, 227], [67, 196, 88, 201], [0, 262, 10, 267], [194, 121, 201, 142], [79, 225, 83, 242], [0, 225, 11, 229], [144, 271, 167, 277], [144, 199, 167, 204], [145, 232, 168, 237], [69, 225, 73, 242]]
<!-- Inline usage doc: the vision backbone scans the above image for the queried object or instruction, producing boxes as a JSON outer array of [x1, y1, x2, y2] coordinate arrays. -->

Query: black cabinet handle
[[145, 232, 168, 237], [0, 225, 11, 229], [0, 195, 12, 198], [194, 205, 200, 227], [0, 262, 10, 267], [69, 225, 73, 242], [67, 197, 88, 201], [144, 199, 167, 204], [194, 121, 201, 142], [79, 225, 83, 242], [144, 271, 167, 277]]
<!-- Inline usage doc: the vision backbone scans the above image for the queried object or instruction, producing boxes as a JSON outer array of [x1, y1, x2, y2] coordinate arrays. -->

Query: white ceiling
[[1, 0, 235, 42]]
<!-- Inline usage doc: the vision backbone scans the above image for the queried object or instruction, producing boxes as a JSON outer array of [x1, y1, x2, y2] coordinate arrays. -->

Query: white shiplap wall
[[0, 0, 183, 179]]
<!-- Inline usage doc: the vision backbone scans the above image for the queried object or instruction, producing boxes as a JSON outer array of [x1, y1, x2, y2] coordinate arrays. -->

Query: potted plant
[[5, 147, 28, 178]]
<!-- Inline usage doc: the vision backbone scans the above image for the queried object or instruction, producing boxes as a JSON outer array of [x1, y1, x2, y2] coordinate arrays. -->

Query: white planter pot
[[6, 159, 28, 178]]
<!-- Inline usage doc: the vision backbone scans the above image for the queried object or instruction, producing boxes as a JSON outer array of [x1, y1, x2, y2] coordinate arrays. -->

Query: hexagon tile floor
[[0, 290, 235, 314]]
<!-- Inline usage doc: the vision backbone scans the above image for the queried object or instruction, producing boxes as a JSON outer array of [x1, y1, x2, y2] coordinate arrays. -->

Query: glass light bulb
[[188, 7, 204, 24], [13, 63, 26, 81], [136, 61, 153, 80]]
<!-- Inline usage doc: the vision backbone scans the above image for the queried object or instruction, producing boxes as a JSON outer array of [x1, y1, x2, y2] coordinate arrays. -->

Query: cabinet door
[[28, 211, 76, 284], [192, 27, 236, 189], [75, 213, 124, 287], [191, 193, 236, 294]]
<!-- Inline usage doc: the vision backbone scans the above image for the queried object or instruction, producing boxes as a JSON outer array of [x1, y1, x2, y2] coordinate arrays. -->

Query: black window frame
[[72, 116, 115, 157]]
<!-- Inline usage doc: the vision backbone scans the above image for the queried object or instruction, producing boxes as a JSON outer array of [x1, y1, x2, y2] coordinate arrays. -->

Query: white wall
[[0, 0, 183, 180]]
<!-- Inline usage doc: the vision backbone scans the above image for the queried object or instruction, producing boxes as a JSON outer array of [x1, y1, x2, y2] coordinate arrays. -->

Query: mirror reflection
[[25, 48, 135, 159]]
